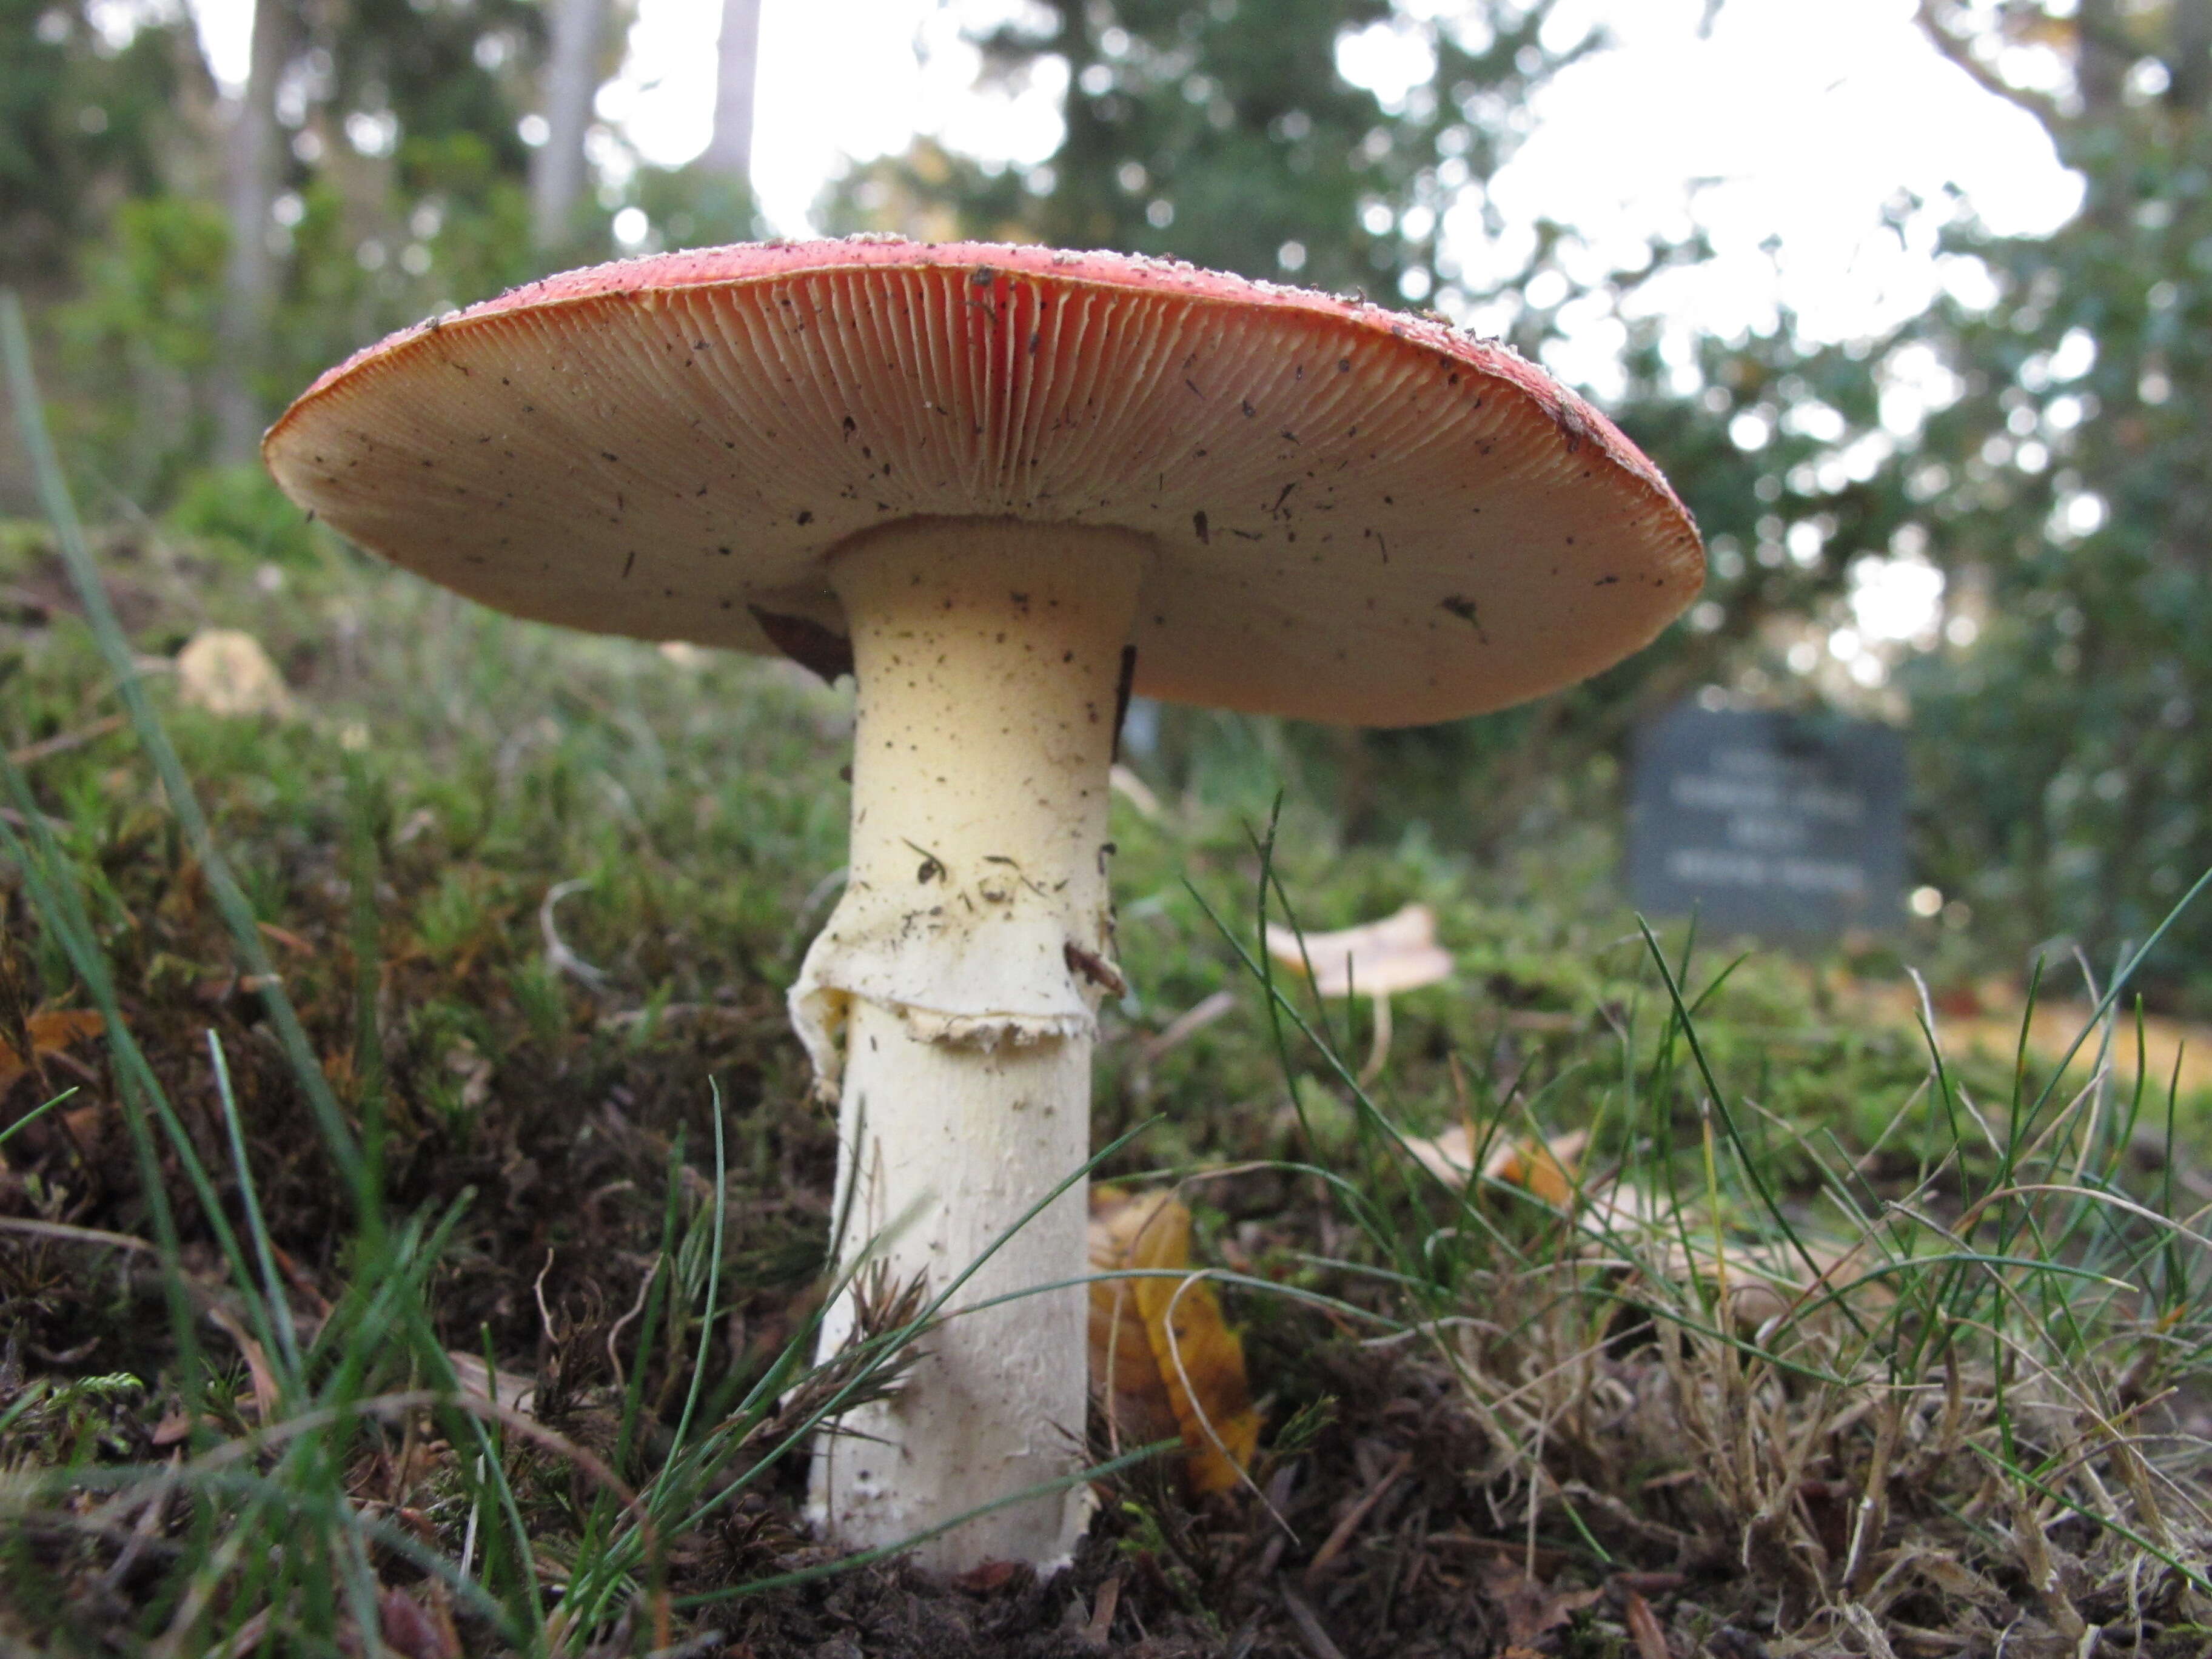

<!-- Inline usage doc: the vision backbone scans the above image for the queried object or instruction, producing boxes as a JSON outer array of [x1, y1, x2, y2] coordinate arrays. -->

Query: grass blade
[[1, 288, 378, 1240]]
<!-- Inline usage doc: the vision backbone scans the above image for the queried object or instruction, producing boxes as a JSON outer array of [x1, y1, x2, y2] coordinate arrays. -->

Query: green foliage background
[[5, 0, 2212, 1000]]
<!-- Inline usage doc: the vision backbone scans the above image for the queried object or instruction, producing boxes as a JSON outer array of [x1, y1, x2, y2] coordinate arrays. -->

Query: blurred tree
[[825, 0, 1583, 303], [1880, 0, 2212, 994], [45, 0, 560, 494], [531, 0, 609, 250], [54, 194, 232, 497], [617, 0, 765, 253], [214, 0, 298, 461], [703, 0, 760, 186], [0, 0, 199, 291]]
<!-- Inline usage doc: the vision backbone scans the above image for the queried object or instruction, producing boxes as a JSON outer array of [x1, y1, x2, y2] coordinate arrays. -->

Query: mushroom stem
[[796, 517, 1148, 1570], [1358, 991, 1393, 1087]]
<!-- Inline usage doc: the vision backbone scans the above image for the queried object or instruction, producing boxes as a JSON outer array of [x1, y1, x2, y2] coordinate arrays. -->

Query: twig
[[7, 715, 127, 767], [1356, 991, 1392, 1086], [1080, 1574, 1122, 1649], [1302, 1448, 1411, 1587], [0, 1215, 156, 1254], [100, 1455, 176, 1590], [1620, 1585, 1671, 1659], [204, 1607, 271, 1659], [606, 1253, 660, 1395], [1276, 1579, 1349, 1659], [0, 804, 67, 833], [644, 1632, 728, 1659], [1842, 1603, 1900, 1659], [533, 1247, 558, 1346], [540, 878, 609, 988], [1139, 988, 1236, 1062]]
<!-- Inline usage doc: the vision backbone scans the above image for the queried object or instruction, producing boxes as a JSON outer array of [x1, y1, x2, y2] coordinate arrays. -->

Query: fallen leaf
[[150, 1410, 198, 1447], [59, 1099, 110, 1146], [1090, 1194, 1178, 1450], [446, 1349, 537, 1415], [1088, 1188, 1261, 1496], [203, 1303, 281, 1420], [0, 1008, 105, 1096], [1639, 1228, 1886, 1331], [1581, 1185, 1888, 1330], [950, 1559, 1022, 1593], [1402, 1121, 1885, 1330], [176, 628, 293, 719], [378, 1585, 461, 1659], [1403, 1122, 1587, 1210], [1264, 902, 1453, 998], [1478, 1558, 1603, 1648], [1621, 1586, 1671, 1659]]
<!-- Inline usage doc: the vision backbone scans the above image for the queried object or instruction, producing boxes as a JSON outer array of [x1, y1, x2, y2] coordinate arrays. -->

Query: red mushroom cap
[[263, 238, 1701, 726]]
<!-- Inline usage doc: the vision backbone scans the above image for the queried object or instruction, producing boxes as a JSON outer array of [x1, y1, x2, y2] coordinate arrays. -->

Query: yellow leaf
[[1402, 1122, 1587, 1210], [0, 1008, 105, 1096], [1088, 1188, 1261, 1496], [1488, 1129, 1586, 1210]]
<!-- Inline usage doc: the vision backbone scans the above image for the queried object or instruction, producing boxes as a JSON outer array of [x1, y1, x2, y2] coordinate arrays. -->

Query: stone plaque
[[1628, 704, 1908, 940]]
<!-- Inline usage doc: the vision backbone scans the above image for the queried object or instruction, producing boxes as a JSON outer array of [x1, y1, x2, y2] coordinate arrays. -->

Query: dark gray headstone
[[1628, 704, 1908, 940]]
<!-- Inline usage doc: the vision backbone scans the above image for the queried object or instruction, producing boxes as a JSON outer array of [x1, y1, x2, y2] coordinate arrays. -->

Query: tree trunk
[[2076, 0, 2128, 118], [702, 0, 761, 185], [530, 0, 608, 251], [213, 0, 292, 466], [2171, 0, 2212, 112], [2075, 0, 2134, 236]]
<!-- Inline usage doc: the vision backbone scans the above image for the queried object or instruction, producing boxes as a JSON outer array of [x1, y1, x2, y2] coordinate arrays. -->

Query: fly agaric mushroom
[[261, 238, 1701, 1572]]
